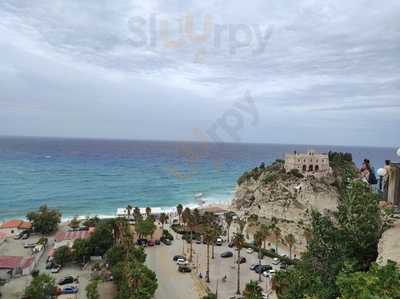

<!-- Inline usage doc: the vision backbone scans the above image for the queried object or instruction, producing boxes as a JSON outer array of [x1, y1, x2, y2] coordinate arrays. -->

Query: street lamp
[[377, 168, 388, 191]]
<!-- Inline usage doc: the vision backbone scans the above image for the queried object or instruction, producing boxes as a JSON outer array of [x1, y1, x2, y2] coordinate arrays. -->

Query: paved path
[[145, 238, 201, 299]]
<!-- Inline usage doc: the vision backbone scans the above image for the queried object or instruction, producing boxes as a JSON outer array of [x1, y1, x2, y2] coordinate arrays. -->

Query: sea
[[0, 136, 398, 221]]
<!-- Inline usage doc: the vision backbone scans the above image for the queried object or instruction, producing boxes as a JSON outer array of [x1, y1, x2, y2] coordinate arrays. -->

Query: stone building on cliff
[[284, 150, 332, 176]]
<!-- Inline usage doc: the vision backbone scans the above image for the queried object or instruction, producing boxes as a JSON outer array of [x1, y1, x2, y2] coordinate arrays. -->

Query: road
[[145, 238, 201, 299]]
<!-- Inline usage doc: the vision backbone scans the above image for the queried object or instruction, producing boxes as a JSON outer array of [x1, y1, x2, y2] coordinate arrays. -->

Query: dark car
[[220, 251, 233, 258], [280, 263, 288, 270], [178, 265, 192, 273], [161, 238, 171, 245], [155, 240, 161, 245], [58, 276, 75, 285], [21, 233, 30, 240], [196, 239, 202, 244], [237, 257, 246, 264], [255, 265, 273, 274], [137, 239, 148, 246], [173, 255, 185, 261]]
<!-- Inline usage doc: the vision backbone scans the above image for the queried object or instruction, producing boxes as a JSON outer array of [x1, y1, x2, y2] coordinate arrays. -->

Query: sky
[[0, 0, 399, 147]]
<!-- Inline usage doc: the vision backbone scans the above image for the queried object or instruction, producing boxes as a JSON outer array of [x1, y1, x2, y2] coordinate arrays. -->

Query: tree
[[135, 218, 157, 239], [243, 280, 263, 299], [159, 213, 168, 230], [54, 245, 72, 266], [126, 205, 133, 220], [272, 226, 281, 254], [224, 212, 234, 242], [86, 280, 100, 299], [233, 232, 245, 295], [260, 224, 270, 249], [73, 238, 90, 263], [69, 217, 81, 230], [203, 226, 214, 283], [176, 204, 183, 224], [145, 207, 152, 218], [24, 273, 56, 299], [284, 234, 296, 259], [337, 261, 400, 299], [254, 230, 264, 282], [202, 293, 217, 299], [89, 219, 115, 256], [26, 205, 61, 234], [134, 207, 142, 222]]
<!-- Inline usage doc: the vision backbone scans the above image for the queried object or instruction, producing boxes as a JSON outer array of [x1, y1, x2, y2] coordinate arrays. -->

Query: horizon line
[[0, 134, 397, 150]]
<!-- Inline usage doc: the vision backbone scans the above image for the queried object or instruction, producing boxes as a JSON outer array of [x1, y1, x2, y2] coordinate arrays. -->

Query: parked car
[[220, 251, 233, 258], [178, 265, 192, 273], [23, 243, 36, 248], [272, 258, 280, 265], [58, 276, 75, 285], [196, 239, 202, 244], [237, 257, 246, 264], [246, 248, 254, 254], [263, 269, 276, 277], [137, 239, 148, 246], [215, 237, 223, 246], [62, 286, 79, 294], [249, 264, 258, 271], [173, 255, 185, 262], [51, 265, 62, 273], [147, 240, 155, 246], [280, 263, 288, 270], [14, 233, 22, 240], [177, 258, 188, 266], [161, 238, 171, 245], [255, 265, 273, 274], [21, 233, 30, 240], [155, 240, 161, 245]]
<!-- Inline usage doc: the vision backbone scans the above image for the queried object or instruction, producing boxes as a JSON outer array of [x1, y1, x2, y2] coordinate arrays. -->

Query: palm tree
[[126, 205, 133, 220], [236, 218, 246, 233], [260, 224, 270, 249], [203, 212, 218, 259], [243, 280, 263, 299], [133, 207, 141, 222], [254, 231, 264, 282], [284, 233, 296, 259], [224, 212, 234, 242], [145, 207, 152, 218], [233, 232, 245, 295], [203, 227, 214, 283], [176, 204, 183, 224], [272, 226, 281, 254], [159, 213, 168, 230]]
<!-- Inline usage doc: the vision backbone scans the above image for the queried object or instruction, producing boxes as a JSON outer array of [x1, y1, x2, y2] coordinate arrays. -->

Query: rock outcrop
[[232, 160, 343, 254]]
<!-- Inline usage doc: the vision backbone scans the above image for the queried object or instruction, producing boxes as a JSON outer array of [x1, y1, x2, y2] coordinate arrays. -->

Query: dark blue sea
[[0, 136, 397, 220]]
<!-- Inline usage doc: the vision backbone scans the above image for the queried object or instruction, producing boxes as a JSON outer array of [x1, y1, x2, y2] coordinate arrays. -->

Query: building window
[[303, 165, 307, 172], [315, 165, 319, 171], [309, 165, 314, 172]]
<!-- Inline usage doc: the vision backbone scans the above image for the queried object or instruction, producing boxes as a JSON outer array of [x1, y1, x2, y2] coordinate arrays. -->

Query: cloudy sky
[[0, 0, 399, 147]]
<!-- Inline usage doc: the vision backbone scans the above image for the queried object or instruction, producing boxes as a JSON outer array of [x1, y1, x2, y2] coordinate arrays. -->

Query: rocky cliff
[[232, 159, 353, 254]]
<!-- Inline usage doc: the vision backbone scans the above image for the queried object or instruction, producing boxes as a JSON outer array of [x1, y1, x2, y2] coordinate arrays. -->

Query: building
[[0, 220, 32, 237], [284, 150, 332, 176], [54, 228, 94, 249], [0, 256, 34, 280]]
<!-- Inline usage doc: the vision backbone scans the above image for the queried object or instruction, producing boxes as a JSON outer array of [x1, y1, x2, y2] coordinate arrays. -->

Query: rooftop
[[55, 229, 94, 242], [0, 256, 34, 269], [0, 219, 32, 230]]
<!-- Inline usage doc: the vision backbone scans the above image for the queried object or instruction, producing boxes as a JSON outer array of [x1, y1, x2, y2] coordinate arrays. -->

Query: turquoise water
[[0, 137, 397, 220]]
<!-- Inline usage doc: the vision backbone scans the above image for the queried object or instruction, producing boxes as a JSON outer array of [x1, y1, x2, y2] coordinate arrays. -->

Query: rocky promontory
[[232, 156, 358, 254]]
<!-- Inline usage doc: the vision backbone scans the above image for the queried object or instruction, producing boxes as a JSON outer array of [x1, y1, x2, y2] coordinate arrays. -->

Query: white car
[[176, 258, 188, 266], [262, 269, 276, 277], [246, 248, 254, 254], [50, 265, 62, 273], [272, 258, 280, 265]]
